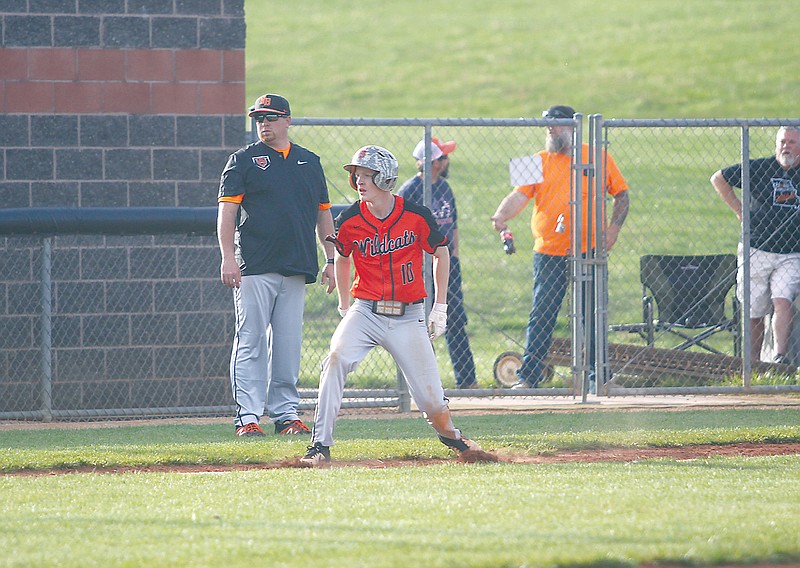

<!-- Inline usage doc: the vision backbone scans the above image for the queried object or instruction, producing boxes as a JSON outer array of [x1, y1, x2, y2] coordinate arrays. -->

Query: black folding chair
[[610, 254, 741, 356]]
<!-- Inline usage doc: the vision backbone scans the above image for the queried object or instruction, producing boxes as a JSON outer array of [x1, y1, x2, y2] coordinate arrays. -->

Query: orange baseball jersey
[[327, 196, 447, 303], [516, 143, 628, 256]]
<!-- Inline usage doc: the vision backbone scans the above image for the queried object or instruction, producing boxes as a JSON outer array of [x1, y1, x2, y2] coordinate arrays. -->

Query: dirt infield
[[6, 441, 798, 477], [3, 397, 798, 477]]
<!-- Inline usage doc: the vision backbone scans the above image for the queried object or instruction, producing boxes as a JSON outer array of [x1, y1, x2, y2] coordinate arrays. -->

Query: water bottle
[[555, 213, 566, 233], [500, 230, 516, 255]]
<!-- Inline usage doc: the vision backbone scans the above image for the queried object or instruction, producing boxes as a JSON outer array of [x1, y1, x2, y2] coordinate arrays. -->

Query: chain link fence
[[603, 119, 800, 392], [2, 117, 799, 421]]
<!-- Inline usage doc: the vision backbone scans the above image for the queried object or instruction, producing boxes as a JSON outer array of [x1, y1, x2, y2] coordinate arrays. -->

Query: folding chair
[[610, 254, 741, 356]]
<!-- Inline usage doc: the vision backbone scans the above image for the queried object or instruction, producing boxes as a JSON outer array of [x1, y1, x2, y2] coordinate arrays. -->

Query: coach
[[217, 93, 336, 437]]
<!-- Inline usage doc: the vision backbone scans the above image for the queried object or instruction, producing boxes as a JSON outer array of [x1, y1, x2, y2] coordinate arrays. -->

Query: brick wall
[[0, 1, 246, 416]]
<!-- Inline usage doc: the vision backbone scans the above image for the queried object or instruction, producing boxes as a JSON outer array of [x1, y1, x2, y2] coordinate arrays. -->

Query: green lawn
[[2, 408, 799, 567], [246, 0, 798, 120]]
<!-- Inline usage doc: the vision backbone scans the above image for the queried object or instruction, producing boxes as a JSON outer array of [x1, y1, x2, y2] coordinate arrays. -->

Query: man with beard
[[397, 137, 478, 389], [491, 105, 630, 391], [711, 126, 800, 364]]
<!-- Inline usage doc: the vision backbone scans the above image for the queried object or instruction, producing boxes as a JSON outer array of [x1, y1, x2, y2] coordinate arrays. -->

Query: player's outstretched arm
[[431, 246, 450, 304], [428, 246, 450, 340]]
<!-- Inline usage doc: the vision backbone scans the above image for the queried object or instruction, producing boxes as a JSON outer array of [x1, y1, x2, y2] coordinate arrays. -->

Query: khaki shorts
[[737, 243, 800, 318]]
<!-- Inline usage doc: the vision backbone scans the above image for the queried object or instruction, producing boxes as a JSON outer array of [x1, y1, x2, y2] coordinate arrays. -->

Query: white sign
[[509, 155, 544, 186]]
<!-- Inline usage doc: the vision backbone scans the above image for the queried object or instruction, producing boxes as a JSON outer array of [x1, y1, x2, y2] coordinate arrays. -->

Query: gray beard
[[778, 152, 800, 170], [546, 132, 572, 155]]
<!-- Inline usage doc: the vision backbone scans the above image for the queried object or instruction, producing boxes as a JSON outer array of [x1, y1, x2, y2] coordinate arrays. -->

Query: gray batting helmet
[[343, 145, 398, 192]]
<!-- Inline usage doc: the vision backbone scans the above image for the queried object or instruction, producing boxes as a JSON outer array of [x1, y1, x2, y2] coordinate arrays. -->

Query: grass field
[[2, 407, 800, 567], [246, 0, 799, 120]]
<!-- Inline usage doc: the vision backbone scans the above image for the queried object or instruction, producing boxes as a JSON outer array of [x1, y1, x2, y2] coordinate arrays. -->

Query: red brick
[[128, 49, 174, 82], [150, 82, 198, 114], [197, 82, 244, 114], [105, 82, 150, 113], [0, 49, 28, 80], [175, 50, 222, 81], [5, 81, 55, 112], [55, 82, 105, 113], [222, 50, 245, 82], [29, 48, 77, 81], [78, 49, 126, 81]]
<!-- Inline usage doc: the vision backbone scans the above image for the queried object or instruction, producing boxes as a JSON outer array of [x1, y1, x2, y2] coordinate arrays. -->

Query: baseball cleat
[[275, 419, 311, 435], [438, 434, 482, 453], [300, 442, 330, 465], [235, 423, 265, 437]]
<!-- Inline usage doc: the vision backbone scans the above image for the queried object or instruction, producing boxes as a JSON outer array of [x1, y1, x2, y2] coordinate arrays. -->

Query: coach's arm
[[217, 201, 241, 288]]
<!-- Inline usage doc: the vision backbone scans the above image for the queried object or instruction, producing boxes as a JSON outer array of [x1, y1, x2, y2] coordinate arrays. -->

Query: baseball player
[[301, 145, 482, 465], [218, 93, 336, 437]]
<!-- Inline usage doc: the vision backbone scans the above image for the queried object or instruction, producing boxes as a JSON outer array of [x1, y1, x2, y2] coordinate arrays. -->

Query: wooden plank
[[546, 337, 794, 380]]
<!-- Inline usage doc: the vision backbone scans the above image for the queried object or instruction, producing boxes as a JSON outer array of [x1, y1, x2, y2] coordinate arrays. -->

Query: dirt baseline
[[6, 441, 799, 477]]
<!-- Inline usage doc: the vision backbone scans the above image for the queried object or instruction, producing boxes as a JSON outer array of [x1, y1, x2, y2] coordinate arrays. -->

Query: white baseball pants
[[230, 273, 306, 427], [311, 299, 461, 447]]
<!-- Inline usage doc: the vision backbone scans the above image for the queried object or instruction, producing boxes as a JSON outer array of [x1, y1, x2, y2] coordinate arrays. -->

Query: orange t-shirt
[[515, 143, 628, 256]]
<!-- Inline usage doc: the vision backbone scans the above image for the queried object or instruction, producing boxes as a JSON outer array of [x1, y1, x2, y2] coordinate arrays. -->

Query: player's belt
[[369, 299, 424, 316]]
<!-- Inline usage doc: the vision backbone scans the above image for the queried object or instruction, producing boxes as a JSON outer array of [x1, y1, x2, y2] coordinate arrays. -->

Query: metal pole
[[740, 127, 751, 388], [40, 237, 53, 422], [570, 114, 587, 399], [397, 126, 436, 412], [581, 114, 594, 401], [422, 125, 434, 309], [592, 115, 610, 396]]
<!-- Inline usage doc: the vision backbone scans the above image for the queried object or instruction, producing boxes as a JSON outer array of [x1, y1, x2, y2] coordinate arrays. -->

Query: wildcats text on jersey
[[354, 230, 417, 256]]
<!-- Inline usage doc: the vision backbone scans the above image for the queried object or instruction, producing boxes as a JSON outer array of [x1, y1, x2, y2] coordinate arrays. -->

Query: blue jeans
[[518, 253, 569, 385], [519, 253, 598, 386], [445, 257, 477, 387]]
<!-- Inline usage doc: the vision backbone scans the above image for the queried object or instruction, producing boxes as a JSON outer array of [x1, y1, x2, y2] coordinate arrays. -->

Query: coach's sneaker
[[438, 434, 482, 454], [300, 442, 330, 465], [275, 419, 311, 435], [235, 423, 265, 437]]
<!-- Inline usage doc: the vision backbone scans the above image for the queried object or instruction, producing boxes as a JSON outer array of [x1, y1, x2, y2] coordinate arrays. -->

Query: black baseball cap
[[248, 94, 291, 117], [541, 105, 576, 119]]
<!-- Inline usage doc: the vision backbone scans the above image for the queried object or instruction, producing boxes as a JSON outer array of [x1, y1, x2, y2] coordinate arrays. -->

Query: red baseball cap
[[432, 137, 456, 155]]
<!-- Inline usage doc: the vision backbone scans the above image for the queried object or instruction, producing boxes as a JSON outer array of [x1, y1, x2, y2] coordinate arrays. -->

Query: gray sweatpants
[[311, 299, 461, 447], [230, 273, 306, 427]]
